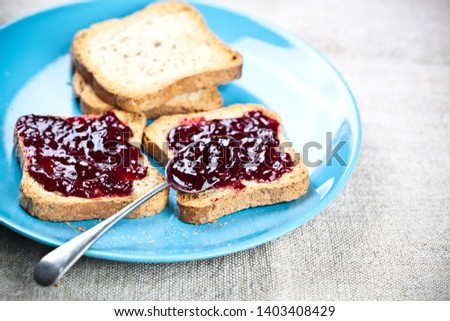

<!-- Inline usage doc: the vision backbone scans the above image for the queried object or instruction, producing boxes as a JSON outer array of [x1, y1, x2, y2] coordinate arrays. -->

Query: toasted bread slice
[[143, 104, 309, 224], [72, 71, 223, 119], [15, 110, 169, 221], [71, 2, 242, 114]]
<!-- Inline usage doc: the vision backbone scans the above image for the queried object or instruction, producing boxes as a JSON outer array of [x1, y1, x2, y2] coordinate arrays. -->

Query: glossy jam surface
[[16, 112, 147, 198], [166, 111, 294, 193]]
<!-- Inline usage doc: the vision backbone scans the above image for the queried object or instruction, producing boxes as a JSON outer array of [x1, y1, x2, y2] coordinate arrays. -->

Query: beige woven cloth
[[1, 0, 449, 300]]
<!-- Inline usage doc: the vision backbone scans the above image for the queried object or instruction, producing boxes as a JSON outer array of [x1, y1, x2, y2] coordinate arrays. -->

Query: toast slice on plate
[[143, 104, 309, 224], [71, 2, 242, 114], [15, 109, 169, 221], [72, 71, 223, 119]]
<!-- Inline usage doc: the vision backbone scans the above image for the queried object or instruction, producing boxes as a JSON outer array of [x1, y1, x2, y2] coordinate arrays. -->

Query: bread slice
[[143, 104, 309, 224], [15, 109, 169, 222], [71, 2, 242, 114], [72, 71, 223, 119]]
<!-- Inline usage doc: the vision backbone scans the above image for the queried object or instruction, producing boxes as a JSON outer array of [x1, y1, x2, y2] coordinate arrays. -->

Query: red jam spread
[[166, 110, 294, 192], [15, 112, 147, 198]]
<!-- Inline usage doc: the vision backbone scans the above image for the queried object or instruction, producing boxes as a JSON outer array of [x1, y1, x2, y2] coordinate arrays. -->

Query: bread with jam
[[15, 110, 169, 221], [143, 104, 309, 224]]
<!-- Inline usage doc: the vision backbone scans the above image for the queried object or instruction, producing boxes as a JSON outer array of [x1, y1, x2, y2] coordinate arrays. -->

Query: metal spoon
[[34, 145, 216, 286]]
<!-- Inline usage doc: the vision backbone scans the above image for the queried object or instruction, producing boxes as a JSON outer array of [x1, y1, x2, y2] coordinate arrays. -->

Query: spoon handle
[[34, 181, 169, 286]]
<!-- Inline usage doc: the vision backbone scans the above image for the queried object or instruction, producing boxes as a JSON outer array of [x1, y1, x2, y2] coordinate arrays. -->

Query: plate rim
[[0, 0, 362, 263]]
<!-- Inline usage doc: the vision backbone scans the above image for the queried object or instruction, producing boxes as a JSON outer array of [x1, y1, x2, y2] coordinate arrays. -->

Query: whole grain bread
[[71, 2, 242, 114], [72, 71, 223, 119], [143, 104, 309, 224], [15, 109, 169, 221]]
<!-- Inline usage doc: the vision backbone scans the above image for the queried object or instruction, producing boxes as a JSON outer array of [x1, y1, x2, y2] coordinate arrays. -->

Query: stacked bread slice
[[70, 2, 243, 118]]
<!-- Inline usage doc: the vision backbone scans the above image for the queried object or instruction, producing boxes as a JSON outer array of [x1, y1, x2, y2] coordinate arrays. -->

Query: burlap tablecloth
[[1, 0, 449, 301]]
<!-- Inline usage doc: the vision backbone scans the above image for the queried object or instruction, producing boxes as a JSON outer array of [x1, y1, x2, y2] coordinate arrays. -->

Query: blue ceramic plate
[[0, 1, 361, 262]]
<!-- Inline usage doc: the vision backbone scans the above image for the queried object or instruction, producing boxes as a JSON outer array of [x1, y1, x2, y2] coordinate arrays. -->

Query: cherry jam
[[166, 111, 294, 193], [15, 112, 147, 198]]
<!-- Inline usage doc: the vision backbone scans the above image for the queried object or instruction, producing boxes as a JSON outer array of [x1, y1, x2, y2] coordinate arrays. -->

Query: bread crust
[[15, 110, 169, 221], [72, 71, 223, 119], [71, 2, 242, 113], [143, 104, 309, 224]]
